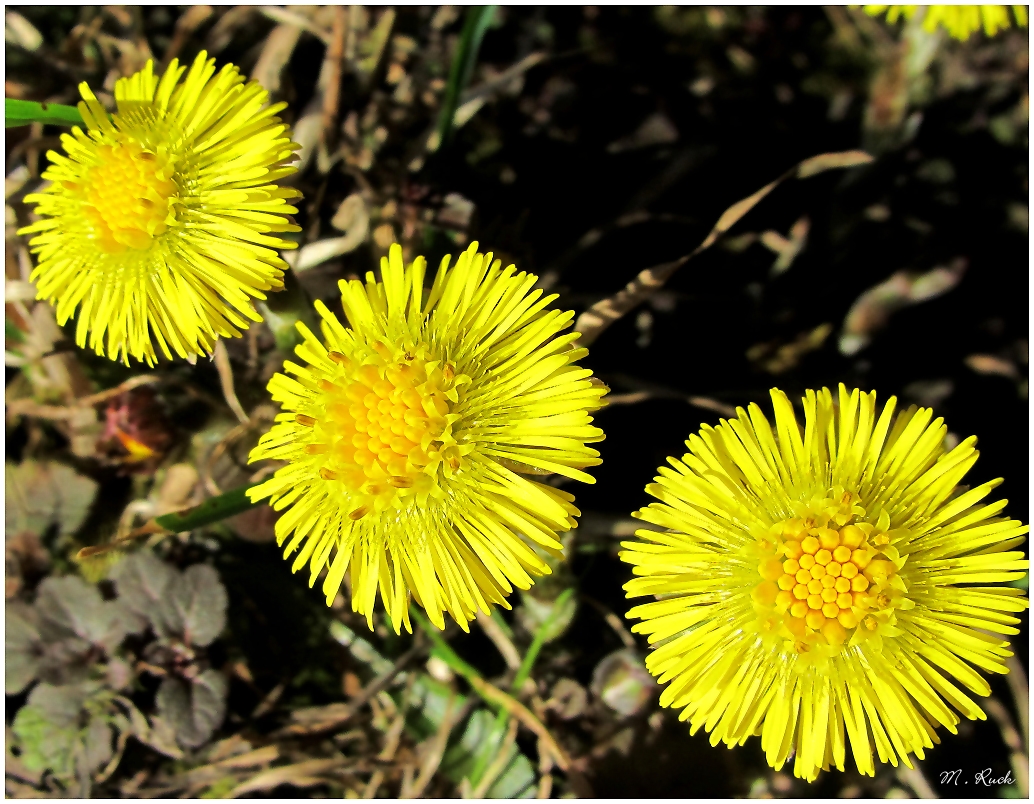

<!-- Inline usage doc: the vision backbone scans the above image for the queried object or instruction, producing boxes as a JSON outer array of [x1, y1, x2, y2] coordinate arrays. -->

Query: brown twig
[[320, 6, 348, 151], [573, 150, 873, 346], [6, 374, 161, 421]]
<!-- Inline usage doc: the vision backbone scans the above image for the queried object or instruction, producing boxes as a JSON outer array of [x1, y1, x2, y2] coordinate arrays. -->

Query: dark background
[[6, 6, 1028, 798]]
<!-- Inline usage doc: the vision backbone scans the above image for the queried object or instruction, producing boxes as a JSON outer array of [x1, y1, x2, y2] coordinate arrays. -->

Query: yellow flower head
[[620, 386, 1028, 781], [248, 243, 606, 633], [19, 51, 302, 365], [863, 5, 1029, 40]]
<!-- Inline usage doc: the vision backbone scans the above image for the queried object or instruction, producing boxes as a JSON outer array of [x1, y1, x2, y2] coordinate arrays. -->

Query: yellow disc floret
[[299, 342, 471, 517], [75, 142, 178, 253], [753, 489, 904, 651], [756, 487, 901, 653]]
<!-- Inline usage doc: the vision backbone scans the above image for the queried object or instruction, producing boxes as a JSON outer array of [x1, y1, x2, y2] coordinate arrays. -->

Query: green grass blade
[[432, 5, 497, 151], [154, 483, 260, 533], [6, 98, 84, 128]]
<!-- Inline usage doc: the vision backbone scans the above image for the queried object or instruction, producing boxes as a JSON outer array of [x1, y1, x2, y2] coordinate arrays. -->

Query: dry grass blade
[[574, 149, 874, 346], [1006, 654, 1029, 752], [984, 696, 1030, 798], [213, 339, 248, 424], [465, 674, 571, 771], [895, 765, 939, 799], [275, 640, 422, 737], [161, 5, 213, 69], [6, 374, 160, 421], [476, 610, 522, 671], [260, 6, 331, 45], [404, 693, 458, 799], [228, 758, 344, 798], [251, 23, 303, 95], [320, 6, 348, 149], [157, 746, 280, 795], [582, 596, 637, 650]]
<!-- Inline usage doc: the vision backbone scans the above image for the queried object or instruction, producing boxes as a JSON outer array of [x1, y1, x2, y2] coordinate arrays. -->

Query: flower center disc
[[300, 342, 467, 519], [752, 492, 904, 654], [73, 141, 178, 253]]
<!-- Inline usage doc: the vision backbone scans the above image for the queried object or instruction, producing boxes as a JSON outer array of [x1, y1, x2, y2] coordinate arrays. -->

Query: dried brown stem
[[984, 696, 1029, 798], [573, 150, 873, 347], [404, 693, 458, 798], [464, 674, 571, 771], [213, 339, 248, 424], [476, 610, 522, 671], [320, 6, 348, 150]]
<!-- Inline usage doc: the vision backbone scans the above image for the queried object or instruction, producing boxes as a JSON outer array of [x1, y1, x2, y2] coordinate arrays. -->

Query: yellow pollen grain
[[783, 559, 800, 574], [790, 600, 809, 619], [851, 575, 869, 592], [805, 611, 825, 630], [799, 554, 816, 570], [821, 587, 838, 603], [807, 594, 823, 610], [822, 602, 840, 618], [826, 561, 841, 577], [820, 575, 836, 589], [777, 575, 795, 591], [793, 584, 809, 600], [837, 592, 853, 609], [783, 540, 804, 559], [841, 563, 858, 579], [810, 564, 826, 580], [815, 549, 832, 566], [801, 536, 820, 555], [835, 577, 851, 593], [795, 569, 811, 584], [838, 611, 858, 629]]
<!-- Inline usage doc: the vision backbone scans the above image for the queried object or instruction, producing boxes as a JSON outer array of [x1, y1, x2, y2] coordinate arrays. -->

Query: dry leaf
[[840, 258, 967, 355]]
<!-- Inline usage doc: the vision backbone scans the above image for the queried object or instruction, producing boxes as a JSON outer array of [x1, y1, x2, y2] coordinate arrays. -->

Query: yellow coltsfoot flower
[[248, 243, 606, 632], [19, 51, 301, 365], [863, 5, 1028, 40], [621, 386, 1028, 781]]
